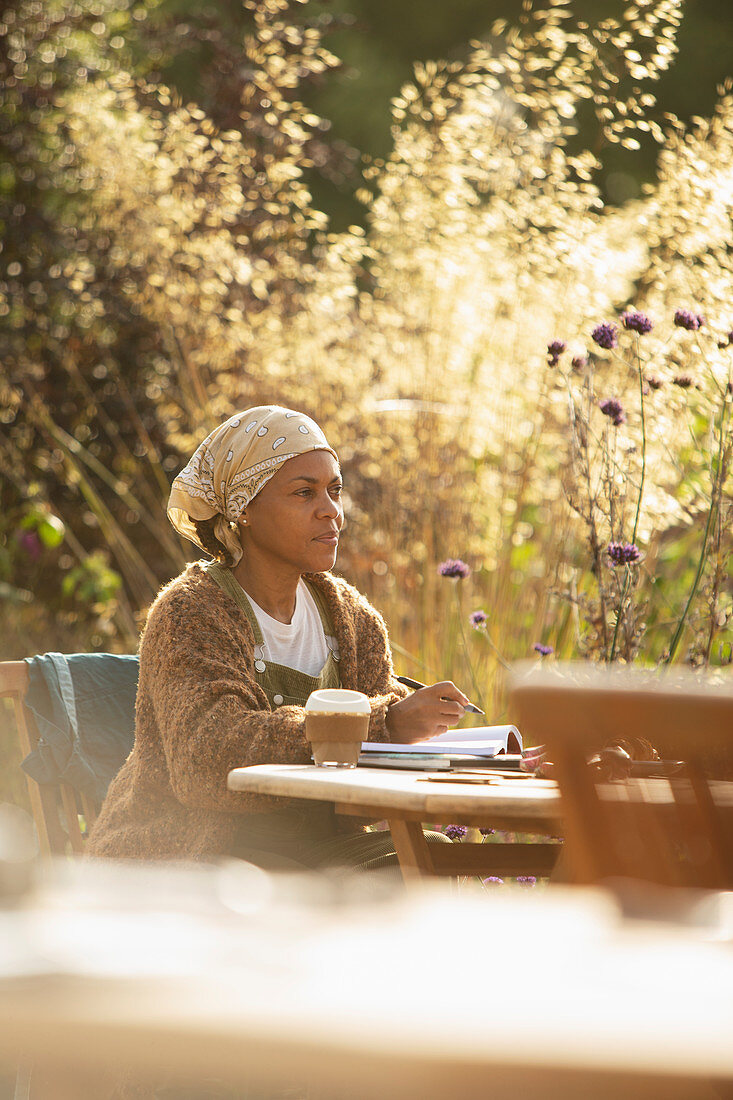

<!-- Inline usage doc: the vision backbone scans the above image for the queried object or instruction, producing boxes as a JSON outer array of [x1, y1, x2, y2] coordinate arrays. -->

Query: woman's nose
[[317, 492, 341, 519]]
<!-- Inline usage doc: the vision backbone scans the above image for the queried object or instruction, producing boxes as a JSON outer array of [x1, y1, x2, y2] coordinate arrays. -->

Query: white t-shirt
[[245, 579, 338, 677]]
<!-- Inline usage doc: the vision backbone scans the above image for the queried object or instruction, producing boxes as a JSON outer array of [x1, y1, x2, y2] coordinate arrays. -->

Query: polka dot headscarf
[[167, 406, 338, 564]]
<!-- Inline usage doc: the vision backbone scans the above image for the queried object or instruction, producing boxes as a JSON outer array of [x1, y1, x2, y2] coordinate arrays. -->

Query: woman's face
[[240, 449, 344, 575]]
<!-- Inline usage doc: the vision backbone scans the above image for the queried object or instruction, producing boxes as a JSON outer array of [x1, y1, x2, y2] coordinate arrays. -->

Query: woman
[[88, 405, 469, 870]]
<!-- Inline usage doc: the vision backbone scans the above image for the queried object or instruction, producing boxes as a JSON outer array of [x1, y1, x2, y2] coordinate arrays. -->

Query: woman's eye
[[295, 484, 341, 499]]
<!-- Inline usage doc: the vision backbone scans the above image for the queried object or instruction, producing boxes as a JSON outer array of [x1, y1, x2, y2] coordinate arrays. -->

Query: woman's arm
[[346, 591, 410, 742], [139, 582, 311, 812]]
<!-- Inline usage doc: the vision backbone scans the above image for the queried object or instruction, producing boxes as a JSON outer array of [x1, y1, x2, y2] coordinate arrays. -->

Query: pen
[[395, 675, 485, 715]]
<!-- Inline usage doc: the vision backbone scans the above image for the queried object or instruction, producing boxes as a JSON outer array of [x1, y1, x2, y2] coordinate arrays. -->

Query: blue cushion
[[20, 652, 139, 803]]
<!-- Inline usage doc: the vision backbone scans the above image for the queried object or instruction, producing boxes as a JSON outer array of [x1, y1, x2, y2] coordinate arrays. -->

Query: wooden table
[[3, 858, 733, 1100], [228, 763, 563, 882]]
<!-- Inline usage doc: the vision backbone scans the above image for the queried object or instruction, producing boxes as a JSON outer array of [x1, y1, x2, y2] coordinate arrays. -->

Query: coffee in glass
[[304, 688, 370, 767]]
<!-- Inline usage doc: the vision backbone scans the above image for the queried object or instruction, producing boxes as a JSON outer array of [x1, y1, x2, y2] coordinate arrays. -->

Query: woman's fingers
[[386, 679, 472, 742], [431, 680, 471, 708], [438, 702, 464, 722], [419, 683, 470, 725]]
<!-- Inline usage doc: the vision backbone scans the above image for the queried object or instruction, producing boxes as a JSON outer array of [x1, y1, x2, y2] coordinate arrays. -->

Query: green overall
[[206, 561, 450, 873]]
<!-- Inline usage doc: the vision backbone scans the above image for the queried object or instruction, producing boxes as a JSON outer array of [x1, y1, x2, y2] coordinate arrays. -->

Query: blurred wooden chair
[[0, 660, 100, 855], [509, 662, 733, 890]]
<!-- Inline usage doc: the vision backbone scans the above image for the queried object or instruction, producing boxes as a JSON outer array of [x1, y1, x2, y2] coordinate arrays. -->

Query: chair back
[[0, 660, 101, 856], [509, 662, 733, 889]]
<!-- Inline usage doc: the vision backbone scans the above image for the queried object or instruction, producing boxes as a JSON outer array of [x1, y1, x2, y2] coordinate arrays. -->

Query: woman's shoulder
[[144, 561, 243, 635], [151, 559, 216, 603]]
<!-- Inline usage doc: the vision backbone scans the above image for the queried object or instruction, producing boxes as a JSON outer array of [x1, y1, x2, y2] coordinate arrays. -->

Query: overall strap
[[204, 560, 264, 644], [204, 562, 339, 700]]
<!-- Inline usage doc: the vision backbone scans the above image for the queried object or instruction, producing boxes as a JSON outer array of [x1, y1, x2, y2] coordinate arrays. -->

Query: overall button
[[272, 694, 284, 706]]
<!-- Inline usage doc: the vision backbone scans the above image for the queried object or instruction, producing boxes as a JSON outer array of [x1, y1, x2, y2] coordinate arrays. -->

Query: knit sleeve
[[349, 592, 410, 743], [138, 578, 311, 813]]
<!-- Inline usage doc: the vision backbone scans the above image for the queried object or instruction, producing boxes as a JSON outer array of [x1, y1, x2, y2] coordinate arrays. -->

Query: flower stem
[[480, 627, 512, 672], [453, 586, 486, 709], [666, 506, 716, 665], [631, 338, 646, 547], [609, 567, 631, 662], [666, 393, 730, 664]]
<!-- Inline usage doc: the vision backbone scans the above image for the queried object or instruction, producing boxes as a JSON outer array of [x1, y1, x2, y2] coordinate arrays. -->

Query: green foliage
[[62, 551, 123, 605], [20, 508, 66, 549]]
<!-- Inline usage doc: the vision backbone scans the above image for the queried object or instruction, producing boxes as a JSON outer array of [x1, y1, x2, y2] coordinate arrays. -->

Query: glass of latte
[[304, 688, 371, 767]]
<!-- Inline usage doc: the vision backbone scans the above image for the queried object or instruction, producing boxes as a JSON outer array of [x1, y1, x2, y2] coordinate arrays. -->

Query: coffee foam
[[304, 688, 370, 714]]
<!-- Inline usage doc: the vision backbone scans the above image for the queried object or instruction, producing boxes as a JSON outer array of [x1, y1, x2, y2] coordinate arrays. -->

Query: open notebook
[[360, 725, 522, 769]]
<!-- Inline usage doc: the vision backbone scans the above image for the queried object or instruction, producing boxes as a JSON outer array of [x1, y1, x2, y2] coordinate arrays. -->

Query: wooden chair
[[0, 660, 100, 856], [509, 662, 733, 890]]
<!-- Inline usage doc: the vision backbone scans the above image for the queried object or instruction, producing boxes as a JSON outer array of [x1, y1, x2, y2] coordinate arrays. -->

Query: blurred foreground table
[[2, 858, 733, 1100], [228, 763, 563, 881]]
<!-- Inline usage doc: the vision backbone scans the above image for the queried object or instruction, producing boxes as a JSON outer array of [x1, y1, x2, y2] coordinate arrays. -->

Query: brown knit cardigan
[[87, 563, 409, 862]]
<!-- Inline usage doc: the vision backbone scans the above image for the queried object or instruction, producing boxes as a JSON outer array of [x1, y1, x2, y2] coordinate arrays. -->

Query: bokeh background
[[2, 0, 732, 759], [304, 0, 733, 225]]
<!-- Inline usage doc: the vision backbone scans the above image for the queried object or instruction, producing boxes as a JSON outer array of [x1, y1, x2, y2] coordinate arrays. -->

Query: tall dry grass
[[2, 0, 731, 715]]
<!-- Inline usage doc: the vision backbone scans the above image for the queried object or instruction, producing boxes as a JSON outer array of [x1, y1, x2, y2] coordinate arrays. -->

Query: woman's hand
[[385, 681, 471, 743]]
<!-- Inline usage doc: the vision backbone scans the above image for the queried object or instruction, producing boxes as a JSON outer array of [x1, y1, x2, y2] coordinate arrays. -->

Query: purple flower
[[673, 375, 694, 389], [607, 541, 641, 566], [621, 310, 653, 335], [482, 876, 504, 886], [571, 355, 588, 371], [599, 397, 626, 426], [591, 322, 618, 350], [479, 827, 495, 836], [438, 558, 471, 580], [17, 531, 42, 560], [547, 339, 566, 365], [469, 609, 488, 628], [516, 876, 537, 886], [533, 643, 553, 657], [674, 309, 705, 331], [646, 376, 663, 390], [444, 824, 467, 841]]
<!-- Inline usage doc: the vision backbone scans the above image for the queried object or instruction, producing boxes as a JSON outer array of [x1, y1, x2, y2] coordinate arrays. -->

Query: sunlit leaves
[[1, 0, 731, 669]]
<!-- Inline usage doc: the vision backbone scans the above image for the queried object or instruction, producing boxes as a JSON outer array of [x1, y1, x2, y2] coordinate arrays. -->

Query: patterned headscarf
[[167, 406, 338, 564]]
